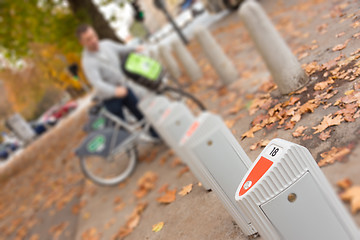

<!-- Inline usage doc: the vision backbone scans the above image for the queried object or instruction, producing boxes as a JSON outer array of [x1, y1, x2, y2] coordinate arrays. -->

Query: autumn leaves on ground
[[1, 0, 360, 239]]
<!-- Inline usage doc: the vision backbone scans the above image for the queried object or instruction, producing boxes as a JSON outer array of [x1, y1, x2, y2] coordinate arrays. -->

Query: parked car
[[30, 121, 49, 136], [178, 0, 206, 17], [202, 0, 244, 12], [39, 100, 78, 125], [0, 143, 19, 161]]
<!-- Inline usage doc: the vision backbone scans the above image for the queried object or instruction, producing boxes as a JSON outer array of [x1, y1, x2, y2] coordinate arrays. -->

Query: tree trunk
[[67, 0, 123, 43]]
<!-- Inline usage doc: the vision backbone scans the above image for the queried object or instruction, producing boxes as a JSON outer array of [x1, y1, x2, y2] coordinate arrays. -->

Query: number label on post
[[265, 144, 283, 161]]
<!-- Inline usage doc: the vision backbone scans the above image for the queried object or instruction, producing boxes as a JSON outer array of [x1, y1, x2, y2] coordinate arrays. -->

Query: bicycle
[[76, 95, 157, 186], [75, 51, 205, 186]]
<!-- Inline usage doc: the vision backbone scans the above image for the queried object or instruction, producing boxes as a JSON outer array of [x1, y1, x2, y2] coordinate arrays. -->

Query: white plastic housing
[[179, 112, 257, 236], [235, 138, 360, 240], [138, 95, 171, 126], [155, 102, 212, 190]]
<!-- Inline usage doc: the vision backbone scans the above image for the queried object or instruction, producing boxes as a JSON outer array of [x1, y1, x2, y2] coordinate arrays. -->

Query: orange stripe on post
[[239, 157, 273, 196]]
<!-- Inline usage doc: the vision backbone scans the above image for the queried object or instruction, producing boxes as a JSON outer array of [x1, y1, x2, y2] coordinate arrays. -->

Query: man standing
[[77, 24, 158, 140]]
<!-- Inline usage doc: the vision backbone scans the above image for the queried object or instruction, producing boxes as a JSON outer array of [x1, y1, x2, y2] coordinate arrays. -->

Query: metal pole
[[162, 9, 189, 45], [153, 0, 189, 45]]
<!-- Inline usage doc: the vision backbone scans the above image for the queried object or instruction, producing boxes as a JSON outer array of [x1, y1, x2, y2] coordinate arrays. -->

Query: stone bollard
[[172, 38, 203, 82], [239, 0, 308, 94], [158, 44, 182, 79], [194, 25, 239, 85]]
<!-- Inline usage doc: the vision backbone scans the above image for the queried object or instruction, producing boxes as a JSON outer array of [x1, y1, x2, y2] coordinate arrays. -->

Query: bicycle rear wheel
[[79, 147, 137, 186]]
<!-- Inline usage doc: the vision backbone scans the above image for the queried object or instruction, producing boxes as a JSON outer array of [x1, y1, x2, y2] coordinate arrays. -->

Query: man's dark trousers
[[103, 88, 159, 138]]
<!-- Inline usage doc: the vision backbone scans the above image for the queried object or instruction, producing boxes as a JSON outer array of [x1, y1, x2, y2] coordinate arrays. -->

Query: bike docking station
[[154, 101, 212, 191], [235, 138, 360, 240], [155, 101, 194, 149], [178, 112, 258, 237], [138, 95, 171, 126]]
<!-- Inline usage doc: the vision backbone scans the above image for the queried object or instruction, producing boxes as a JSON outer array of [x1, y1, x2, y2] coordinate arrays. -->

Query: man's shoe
[[139, 133, 162, 144]]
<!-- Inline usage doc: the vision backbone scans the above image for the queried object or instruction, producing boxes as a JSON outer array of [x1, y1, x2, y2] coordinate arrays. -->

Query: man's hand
[[136, 45, 145, 52], [115, 86, 128, 98]]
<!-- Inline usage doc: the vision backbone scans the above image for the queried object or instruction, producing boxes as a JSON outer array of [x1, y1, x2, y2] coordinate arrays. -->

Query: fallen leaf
[[127, 215, 140, 229], [152, 222, 164, 232], [249, 142, 258, 151], [225, 119, 236, 128], [29, 234, 40, 240], [298, 52, 309, 60], [284, 121, 296, 130], [134, 171, 158, 199], [83, 212, 91, 220], [336, 32, 345, 38], [177, 166, 190, 178], [217, 86, 229, 96], [179, 184, 193, 196], [292, 86, 308, 95], [249, 97, 272, 115], [332, 39, 350, 51], [112, 202, 148, 239], [158, 184, 169, 194], [285, 96, 300, 107], [259, 81, 277, 92], [159, 155, 168, 165], [345, 90, 354, 96], [142, 149, 159, 163], [302, 135, 313, 141], [226, 99, 243, 115], [340, 186, 360, 213], [303, 61, 321, 75], [337, 178, 352, 190], [250, 139, 270, 151], [157, 189, 177, 204], [319, 129, 332, 141], [314, 78, 334, 91], [72, 200, 87, 215], [81, 227, 101, 240], [252, 114, 268, 126], [292, 126, 307, 137], [118, 182, 127, 189], [299, 100, 319, 114], [113, 197, 122, 205], [312, 114, 344, 134], [113, 227, 132, 240], [104, 218, 116, 230], [317, 23, 328, 34], [352, 21, 360, 29], [318, 147, 351, 167], [241, 124, 262, 139], [49, 222, 69, 240], [134, 188, 148, 199], [290, 113, 302, 123], [334, 91, 360, 106], [171, 158, 183, 168], [354, 110, 360, 119], [114, 202, 126, 212]]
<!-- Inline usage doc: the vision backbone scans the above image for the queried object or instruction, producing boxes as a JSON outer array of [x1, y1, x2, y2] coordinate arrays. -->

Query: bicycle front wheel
[[79, 147, 137, 186]]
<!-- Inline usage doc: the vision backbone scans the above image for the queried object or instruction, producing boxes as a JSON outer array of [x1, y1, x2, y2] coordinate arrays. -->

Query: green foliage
[[0, 0, 82, 58]]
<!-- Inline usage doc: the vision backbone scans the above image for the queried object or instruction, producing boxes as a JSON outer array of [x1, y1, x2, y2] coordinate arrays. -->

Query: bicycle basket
[[121, 52, 164, 91]]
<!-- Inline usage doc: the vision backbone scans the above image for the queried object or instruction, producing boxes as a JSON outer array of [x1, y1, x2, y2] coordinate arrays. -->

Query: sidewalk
[[0, 0, 359, 239], [74, 0, 360, 239]]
